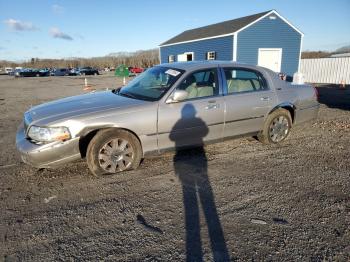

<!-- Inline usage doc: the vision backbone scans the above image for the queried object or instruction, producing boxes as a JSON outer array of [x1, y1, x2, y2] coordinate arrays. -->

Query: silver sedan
[[16, 61, 319, 175]]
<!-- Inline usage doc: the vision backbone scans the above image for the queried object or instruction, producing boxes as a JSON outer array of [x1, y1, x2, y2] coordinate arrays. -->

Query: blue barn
[[159, 10, 303, 76]]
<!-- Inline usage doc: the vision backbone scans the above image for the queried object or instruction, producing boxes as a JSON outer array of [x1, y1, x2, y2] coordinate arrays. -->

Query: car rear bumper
[[16, 123, 81, 168]]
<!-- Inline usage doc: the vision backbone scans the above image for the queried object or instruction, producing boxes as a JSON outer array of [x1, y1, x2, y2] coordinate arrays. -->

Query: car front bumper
[[16, 123, 81, 168]]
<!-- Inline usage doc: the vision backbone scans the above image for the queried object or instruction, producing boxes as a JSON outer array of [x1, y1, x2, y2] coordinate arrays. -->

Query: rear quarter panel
[[292, 84, 319, 124], [263, 69, 319, 124]]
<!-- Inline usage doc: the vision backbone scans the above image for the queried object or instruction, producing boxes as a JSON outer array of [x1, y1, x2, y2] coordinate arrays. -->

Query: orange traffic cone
[[83, 78, 95, 91]]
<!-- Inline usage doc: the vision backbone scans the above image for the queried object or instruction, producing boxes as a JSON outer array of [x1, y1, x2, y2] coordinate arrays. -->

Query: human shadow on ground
[[169, 104, 229, 262]]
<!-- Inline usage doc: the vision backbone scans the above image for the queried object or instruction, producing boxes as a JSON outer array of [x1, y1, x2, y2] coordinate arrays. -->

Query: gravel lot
[[0, 75, 349, 261]]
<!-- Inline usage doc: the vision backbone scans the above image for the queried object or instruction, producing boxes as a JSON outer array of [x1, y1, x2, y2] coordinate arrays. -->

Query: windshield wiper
[[118, 91, 138, 100]]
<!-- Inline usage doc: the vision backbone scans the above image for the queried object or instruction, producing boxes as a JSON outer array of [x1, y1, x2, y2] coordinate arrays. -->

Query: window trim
[[168, 55, 175, 63], [206, 51, 216, 60], [220, 67, 269, 96]]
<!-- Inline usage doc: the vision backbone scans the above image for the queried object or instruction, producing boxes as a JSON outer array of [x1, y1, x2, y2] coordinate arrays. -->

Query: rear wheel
[[86, 129, 142, 176], [258, 108, 292, 144]]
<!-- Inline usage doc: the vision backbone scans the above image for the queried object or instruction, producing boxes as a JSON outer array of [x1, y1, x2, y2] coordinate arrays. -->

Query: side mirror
[[166, 90, 188, 103]]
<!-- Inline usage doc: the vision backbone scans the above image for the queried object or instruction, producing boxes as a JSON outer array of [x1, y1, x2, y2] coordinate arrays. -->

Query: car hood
[[26, 90, 147, 124]]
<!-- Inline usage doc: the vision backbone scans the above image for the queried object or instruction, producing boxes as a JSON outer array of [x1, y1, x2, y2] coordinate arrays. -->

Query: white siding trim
[[235, 10, 304, 36], [233, 33, 238, 61], [158, 47, 161, 63], [272, 10, 304, 36], [298, 35, 304, 72], [159, 10, 303, 47]]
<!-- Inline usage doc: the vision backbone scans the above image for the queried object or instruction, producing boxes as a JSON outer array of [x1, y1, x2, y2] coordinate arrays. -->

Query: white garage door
[[258, 48, 282, 72]]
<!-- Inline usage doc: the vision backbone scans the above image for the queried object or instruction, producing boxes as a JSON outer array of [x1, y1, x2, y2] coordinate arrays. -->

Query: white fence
[[300, 57, 350, 84]]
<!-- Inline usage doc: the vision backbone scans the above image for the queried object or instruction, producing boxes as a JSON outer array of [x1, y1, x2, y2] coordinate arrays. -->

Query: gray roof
[[160, 10, 271, 46]]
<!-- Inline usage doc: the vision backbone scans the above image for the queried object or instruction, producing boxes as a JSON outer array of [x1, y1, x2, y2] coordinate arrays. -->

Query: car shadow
[[316, 84, 350, 111], [169, 104, 230, 262]]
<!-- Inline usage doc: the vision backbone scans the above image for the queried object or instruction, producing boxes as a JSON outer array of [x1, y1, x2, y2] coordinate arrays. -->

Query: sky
[[0, 0, 349, 61]]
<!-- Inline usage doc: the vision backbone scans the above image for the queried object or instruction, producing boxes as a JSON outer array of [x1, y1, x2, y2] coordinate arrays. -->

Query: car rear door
[[157, 67, 225, 150], [221, 66, 277, 137]]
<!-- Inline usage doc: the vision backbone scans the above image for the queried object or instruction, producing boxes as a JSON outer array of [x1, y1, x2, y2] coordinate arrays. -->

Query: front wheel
[[258, 109, 292, 144], [86, 129, 142, 176]]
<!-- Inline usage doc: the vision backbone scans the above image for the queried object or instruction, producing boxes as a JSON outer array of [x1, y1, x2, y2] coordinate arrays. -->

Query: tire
[[258, 108, 292, 144], [86, 128, 142, 176]]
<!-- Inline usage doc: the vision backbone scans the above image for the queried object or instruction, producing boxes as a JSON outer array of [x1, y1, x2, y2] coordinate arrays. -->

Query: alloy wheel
[[98, 138, 134, 172], [269, 116, 290, 142]]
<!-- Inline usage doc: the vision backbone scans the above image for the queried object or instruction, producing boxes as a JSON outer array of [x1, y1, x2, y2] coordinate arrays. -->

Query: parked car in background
[[69, 68, 80, 76], [79, 67, 99, 75], [39, 69, 50, 76], [5, 67, 13, 75], [16, 61, 319, 176], [128, 67, 144, 74], [53, 68, 70, 76], [14, 68, 22, 76], [0, 68, 7, 75], [15, 68, 50, 77]]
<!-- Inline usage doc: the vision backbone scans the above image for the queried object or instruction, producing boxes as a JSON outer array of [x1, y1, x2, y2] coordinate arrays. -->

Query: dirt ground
[[0, 74, 349, 261]]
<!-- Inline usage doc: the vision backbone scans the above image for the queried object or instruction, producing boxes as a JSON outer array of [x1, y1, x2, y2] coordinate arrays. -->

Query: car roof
[[157, 60, 258, 71]]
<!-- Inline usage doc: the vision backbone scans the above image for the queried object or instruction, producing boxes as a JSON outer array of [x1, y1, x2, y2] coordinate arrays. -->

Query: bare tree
[[0, 49, 160, 69]]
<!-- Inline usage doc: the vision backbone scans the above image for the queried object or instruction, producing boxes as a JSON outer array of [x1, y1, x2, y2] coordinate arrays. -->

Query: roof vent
[[269, 15, 277, 20]]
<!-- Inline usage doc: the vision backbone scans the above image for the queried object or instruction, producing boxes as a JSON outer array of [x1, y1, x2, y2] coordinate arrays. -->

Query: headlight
[[27, 126, 71, 143]]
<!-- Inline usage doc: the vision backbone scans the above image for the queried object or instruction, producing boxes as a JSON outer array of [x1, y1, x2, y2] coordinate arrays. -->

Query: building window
[[168, 55, 175, 63], [207, 51, 216, 60]]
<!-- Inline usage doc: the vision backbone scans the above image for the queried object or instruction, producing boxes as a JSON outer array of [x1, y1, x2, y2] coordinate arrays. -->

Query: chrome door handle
[[260, 97, 270, 101], [205, 104, 219, 110]]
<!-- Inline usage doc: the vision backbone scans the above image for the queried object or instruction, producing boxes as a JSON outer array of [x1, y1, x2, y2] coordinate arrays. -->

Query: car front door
[[157, 68, 225, 151], [221, 67, 277, 138]]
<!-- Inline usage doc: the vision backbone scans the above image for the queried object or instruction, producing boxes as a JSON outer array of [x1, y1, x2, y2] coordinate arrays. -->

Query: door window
[[224, 68, 267, 94], [175, 69, 219, 100]]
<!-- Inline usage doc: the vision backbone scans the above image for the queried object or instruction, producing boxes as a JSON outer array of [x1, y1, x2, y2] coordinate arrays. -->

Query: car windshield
[[118, 66, 184, 101]]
